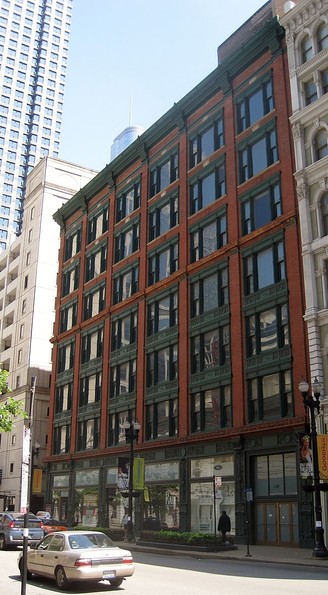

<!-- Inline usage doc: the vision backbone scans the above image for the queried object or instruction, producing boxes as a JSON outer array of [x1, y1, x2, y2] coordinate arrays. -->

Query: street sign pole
[[21, 376, 37, 595]]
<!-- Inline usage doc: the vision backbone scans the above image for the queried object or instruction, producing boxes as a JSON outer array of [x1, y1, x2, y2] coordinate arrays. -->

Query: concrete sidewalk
[[118, 540, 328, 569]]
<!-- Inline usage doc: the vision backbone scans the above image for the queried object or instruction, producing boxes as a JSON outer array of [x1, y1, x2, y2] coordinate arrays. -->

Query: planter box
[[138, 540, 238, 552]]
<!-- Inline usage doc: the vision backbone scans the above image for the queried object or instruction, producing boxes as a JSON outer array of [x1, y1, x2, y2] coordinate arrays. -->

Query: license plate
[[103, 571, 115, 579]]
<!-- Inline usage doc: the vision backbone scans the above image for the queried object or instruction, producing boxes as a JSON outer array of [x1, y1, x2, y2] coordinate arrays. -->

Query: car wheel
[[19, 559, 33, 580], [109, 578, 124, 588], [0, 535, 7, 550], [55, 566, 69, 590]]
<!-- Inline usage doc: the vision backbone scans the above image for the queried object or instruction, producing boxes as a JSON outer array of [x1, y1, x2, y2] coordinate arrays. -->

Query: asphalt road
[[1, 549, 328, 595]]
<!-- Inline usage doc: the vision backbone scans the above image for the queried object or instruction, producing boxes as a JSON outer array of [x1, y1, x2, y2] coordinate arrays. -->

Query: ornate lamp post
[[298, 377, 328, 557], [124, 420, 140, 542]]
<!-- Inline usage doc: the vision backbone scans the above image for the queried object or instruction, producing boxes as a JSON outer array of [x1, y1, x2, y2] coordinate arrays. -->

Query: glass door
[[255, 502, 298, 546]]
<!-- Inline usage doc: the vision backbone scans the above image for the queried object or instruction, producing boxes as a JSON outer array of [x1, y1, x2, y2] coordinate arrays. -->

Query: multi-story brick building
[[47, 3, 312, 546]]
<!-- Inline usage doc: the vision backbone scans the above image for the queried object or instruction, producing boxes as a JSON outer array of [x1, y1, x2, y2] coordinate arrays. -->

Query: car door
[[41, 534, 66, 577], [27, 534, 55, 575]]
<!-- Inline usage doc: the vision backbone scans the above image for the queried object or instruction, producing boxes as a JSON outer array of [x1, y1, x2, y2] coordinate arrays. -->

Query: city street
[[1, 549, 328, 595]]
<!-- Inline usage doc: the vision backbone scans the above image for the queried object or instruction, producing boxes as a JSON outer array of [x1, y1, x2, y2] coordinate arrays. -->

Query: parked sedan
[[0, 512, 44, 550], [18, 530, 135, 590]]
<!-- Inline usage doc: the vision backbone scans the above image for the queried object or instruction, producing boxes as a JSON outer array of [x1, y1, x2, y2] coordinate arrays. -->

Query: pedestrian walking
[[218, 510, 231, 541]]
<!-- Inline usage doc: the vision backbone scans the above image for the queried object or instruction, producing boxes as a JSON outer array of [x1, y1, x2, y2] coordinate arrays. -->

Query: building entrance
[[255, 501, 298, 546]]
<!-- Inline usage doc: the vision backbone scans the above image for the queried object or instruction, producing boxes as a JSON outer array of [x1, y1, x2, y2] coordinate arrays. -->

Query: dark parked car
[[0, 512, 44, 550]]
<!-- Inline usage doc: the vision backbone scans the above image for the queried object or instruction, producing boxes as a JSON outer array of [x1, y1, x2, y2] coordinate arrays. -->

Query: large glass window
[[145, 398, 178, 440], [114, 221, 139, 262], [77, 418, 100, 451], [239, 128, 278, 183], [248, 370, 292, 422], [190, 267, 228, 318], [191, 325, 230, 373], [149, 195, 178, 240], [254, 453, 297, 496], [110, 359, 136, 396], [242, 180, 281, 234], [108, 408, 136, 446], [148, 243, 178, 285], [150, 153, 178, 197], [190, 213, 227, 262], [237, 77, 274, 133], [190, 163, 225, 214], [317, 22, 328, 52], [53, 424, 70, 454], [116, 181, 140, 222], [83, 284, 105, 319], [62, 262, 79, 296], [57, 342, 75, 373], [301, 35, 313, 63], [87, 206, 109, 243], [146, 345, 178, 386], [55, 383, 72, 413], [244, 239, 285, 295], [81, 328, 103, 364], [79, 372, 102, 407], [113, 264, 139, 304], [111, 311, 137, 351], [191, 386, 231, 432], [60, 301, 77, 332], [246, 303, 289, 356], [315, 128, 328, 161], [189, 116, 224, 167], [85, 244, 107, 282], [147, 291, 178, 335]]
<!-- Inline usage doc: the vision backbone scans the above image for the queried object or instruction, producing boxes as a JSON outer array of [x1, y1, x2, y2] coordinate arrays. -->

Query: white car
[[18, 530, 135, 590]]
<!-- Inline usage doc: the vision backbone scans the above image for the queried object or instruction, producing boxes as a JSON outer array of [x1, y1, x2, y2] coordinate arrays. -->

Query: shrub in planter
[[140, 530, 234, 547]]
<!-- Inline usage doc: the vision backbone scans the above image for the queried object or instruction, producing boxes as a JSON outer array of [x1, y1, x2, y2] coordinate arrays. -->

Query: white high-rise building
[[0, 0, 73, 251], [0, 156, 97, 512]]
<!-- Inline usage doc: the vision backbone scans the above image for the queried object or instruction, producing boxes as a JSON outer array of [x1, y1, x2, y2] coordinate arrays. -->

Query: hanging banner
[[117, 458, 129, 490], [32, 468, 43, 494], [133, 457, 144, 490], [299, 434, 313, 478], [317, 434, 328, 480]]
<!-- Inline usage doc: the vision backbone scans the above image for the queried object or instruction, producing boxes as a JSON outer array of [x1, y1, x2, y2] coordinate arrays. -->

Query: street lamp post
[[124, 420, 140, 542], [298, 377, 328, 558]]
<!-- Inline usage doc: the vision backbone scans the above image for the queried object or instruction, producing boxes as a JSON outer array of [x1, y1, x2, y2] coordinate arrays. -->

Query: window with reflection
[[190, 267, 228, 318], [87, 206, 108, 243], [190, 213, 227, 262], [246, 303, 289, 357], [244, 239, 285, 295], [253, 453, 297, 496], [81, 328, 103, 364], [113, 264, 139, 304], [317, 22, 328, 52], [191, 325, 230, 373], [148, 243, 178, 285], [77, 418, 100, 451], [146, 345, 178, 387], [146, 398, 178, 440], [239, 127, 278, 183], [190, 162, 225, 214], [314, 128, 328, 161], [55, 382, 72, 413], [110, 359, 136, 396], [147, 291, 178, 335], [111, 310, 137, 351], [150, 153, 178, 197], [191, 386, 231, 432], [237, 77, 274, 133], [242, 180, 281, 235], [53, 424, 70, 454], [149, 194, 178, 240], [189, 115, 224, 168], [83, 284, 105, 319], [116, 181, 140, 222], [108, 408, 136, 446], [114, 221, 139, 262], [57, 341, 75, 373], [248, 369, 292, 422], [79, 372, 102, 406]]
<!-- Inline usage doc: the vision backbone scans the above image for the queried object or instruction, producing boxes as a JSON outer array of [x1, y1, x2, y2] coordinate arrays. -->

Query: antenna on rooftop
[[129, 95, 133, 126]]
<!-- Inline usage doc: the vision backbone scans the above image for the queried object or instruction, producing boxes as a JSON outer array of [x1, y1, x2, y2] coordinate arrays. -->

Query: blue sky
[[59, 0, 268, 171]]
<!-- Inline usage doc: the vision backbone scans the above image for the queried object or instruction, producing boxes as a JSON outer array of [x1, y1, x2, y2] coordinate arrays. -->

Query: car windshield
[[68, 533, 115, 549]]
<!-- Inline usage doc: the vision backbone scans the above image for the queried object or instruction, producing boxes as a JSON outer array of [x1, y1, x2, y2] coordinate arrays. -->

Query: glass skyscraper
[[0, 0, 73, 250]]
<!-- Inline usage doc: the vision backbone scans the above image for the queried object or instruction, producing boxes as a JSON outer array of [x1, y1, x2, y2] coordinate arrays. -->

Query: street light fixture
[[124, 420, 140, 542], [298, 377, 328, 557]]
